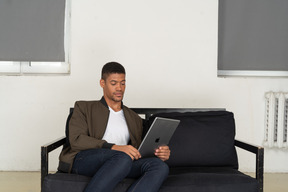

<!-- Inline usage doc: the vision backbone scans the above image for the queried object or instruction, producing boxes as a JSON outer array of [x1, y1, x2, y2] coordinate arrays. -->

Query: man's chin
[[112, 97, 123, 102]]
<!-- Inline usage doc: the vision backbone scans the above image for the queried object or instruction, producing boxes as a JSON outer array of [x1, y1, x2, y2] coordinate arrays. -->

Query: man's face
[[100, 73, 126, 103]]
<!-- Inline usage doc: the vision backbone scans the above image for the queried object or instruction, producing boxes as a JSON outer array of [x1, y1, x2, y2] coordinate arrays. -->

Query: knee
[[149, 158, 169, 177], [113, 151, 133, 170], [157, 160, 169, 177]]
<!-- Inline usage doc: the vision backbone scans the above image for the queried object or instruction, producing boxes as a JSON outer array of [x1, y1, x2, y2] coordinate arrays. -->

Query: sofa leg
[[41, 146, 48, 191], [256, 148, 264, 192]]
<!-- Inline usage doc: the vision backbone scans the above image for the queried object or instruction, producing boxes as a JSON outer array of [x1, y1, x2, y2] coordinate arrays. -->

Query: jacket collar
[[100, 96, 124, 109]]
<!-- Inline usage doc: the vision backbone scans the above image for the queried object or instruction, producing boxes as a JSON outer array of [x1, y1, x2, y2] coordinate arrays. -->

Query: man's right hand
[[111, 145, 141, 160]]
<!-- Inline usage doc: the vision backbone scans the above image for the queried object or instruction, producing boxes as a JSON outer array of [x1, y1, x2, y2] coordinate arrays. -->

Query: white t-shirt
[[102, 107, 130, 145]]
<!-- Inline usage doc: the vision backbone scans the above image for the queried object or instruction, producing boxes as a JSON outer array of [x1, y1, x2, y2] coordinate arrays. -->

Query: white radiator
[[264, 92, 288, 148]]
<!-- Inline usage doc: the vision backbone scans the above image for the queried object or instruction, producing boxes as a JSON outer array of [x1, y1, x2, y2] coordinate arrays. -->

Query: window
[[0, 61, 70, 75], [218, 0, 288, 77], [0, 0, 71, 75]]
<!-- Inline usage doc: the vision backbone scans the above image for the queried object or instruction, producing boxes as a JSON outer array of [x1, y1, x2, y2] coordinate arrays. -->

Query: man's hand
[[111, 145, 141, 160], [154, 146, 170, 161]]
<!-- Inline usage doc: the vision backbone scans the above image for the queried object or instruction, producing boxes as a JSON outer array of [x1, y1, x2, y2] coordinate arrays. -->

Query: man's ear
[[100, 79, 105, 88]]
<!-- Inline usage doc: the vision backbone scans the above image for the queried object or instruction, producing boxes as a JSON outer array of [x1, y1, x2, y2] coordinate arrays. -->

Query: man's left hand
[[154, 146, 170, 161]]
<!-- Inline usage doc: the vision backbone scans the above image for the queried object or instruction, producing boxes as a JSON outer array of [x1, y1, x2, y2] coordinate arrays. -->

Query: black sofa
[[41, 108, 264, 192]]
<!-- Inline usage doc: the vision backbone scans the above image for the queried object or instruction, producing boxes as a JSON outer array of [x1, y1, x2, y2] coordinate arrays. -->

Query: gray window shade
[[218, 0, 288, 74], [0, 0, 66, 62]]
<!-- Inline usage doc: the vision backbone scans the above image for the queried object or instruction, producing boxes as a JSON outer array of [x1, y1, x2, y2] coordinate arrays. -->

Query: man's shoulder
[[74, 100, 106, 111], [123, 105, 141, 120], [75, 100, 100, 105]]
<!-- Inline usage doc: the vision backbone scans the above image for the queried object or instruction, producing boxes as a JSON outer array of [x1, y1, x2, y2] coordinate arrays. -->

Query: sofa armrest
[[235, 139, 264, 192], [41, 136, 66, 188]]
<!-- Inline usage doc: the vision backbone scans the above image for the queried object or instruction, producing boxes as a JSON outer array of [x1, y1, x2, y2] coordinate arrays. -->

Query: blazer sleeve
[[68, 101, 114, 151]]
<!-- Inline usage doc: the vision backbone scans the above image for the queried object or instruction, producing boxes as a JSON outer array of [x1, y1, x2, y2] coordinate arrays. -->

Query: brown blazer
[[58, 97, 143, 173]]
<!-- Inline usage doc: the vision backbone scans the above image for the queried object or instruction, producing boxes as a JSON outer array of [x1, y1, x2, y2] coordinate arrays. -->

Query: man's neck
[[109, 103, 122, 112], [103, 96, 122, 112]]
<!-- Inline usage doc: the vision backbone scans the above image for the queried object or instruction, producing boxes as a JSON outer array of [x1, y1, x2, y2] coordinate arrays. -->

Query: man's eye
[[121, 82, 126, 85]]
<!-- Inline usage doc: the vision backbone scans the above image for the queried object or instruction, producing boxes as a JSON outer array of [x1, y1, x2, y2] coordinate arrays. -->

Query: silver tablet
[[138, 117, 180, 158]]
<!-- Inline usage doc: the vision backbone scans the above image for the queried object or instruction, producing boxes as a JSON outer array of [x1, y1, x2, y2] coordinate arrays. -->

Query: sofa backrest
[[148, 111, 238, 169]]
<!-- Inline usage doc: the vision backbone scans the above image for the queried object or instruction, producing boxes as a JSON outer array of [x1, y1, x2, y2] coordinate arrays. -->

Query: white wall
[[0, 0, 288, 172]]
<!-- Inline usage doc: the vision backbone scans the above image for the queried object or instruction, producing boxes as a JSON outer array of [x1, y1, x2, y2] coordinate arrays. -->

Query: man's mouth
[[114, 92, 122, 97]]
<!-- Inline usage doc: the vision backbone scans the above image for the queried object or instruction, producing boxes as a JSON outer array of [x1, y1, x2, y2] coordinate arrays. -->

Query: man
[[58, 62, 170, 192]]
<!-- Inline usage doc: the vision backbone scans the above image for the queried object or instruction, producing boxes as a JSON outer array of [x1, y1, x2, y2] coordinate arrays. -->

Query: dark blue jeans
[[71, 148, 169, 192]]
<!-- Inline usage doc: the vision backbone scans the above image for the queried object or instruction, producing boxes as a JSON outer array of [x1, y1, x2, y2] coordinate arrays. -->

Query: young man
[[58, 62, 170, 192]]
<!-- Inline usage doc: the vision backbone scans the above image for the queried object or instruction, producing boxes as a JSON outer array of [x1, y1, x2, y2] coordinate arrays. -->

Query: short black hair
[[101, 62, 126, 80]]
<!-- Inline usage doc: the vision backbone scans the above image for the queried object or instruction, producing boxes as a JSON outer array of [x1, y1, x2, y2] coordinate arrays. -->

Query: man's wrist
[[102, 142, 115, 149]]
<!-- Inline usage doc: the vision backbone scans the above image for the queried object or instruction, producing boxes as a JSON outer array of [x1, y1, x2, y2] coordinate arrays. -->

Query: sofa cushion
[[148, 111, 238, 168], [43, 167, 258, 192], [43, 173, 90, 192], [43, 173, 136, 192], [161, 167, 258, 192]]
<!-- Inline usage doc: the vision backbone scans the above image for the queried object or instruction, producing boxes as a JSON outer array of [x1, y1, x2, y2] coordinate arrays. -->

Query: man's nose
[[116, 83, 122, 90]]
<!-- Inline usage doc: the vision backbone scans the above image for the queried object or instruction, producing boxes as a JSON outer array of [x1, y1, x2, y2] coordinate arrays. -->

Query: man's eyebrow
[[110, 80, 126, 83]]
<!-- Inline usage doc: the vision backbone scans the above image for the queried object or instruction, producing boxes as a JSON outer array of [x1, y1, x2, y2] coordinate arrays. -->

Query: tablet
[[138, 117, 180, 158]]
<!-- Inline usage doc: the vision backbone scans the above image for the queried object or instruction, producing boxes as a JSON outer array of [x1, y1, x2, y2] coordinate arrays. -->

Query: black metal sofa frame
[[41, 108, 264, 192]]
